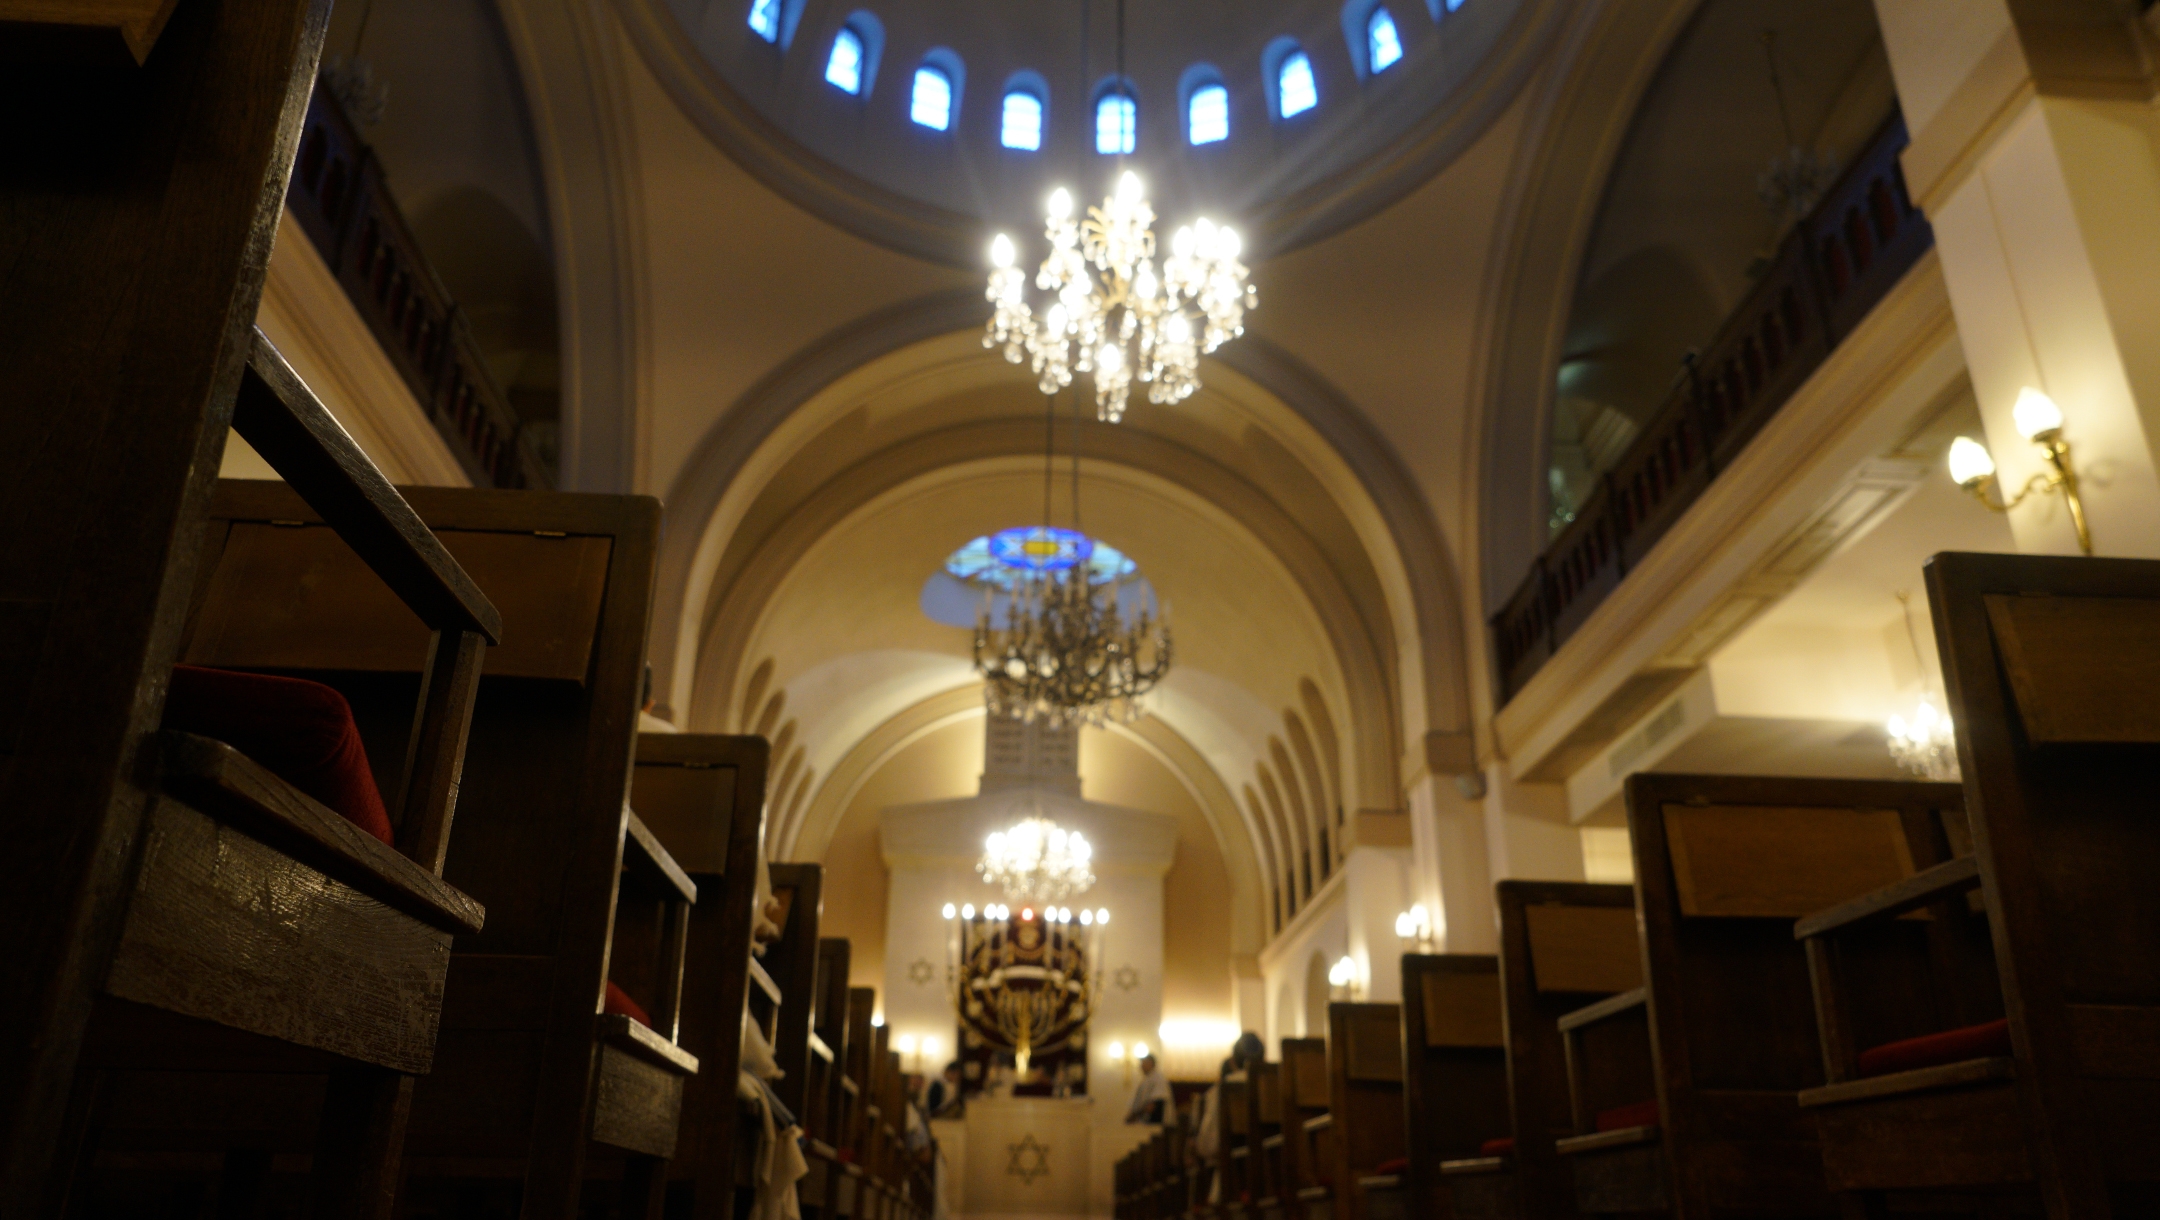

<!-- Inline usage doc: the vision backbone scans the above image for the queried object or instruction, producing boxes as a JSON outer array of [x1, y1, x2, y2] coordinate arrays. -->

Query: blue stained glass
[[1369, 10, 1402, 71], [1278, 52, 1316, 117], [748, 0, 780, 42], [1002, 91, 1043, 150], [946, 528, 1137, 591], [826, 28, 864, 93], [1188, 84, 1228, 145], [911, 67, 953, 129], [1096, 93, 1136, 154]]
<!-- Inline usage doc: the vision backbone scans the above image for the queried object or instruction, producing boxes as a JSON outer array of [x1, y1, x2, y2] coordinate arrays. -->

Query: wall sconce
[[1947, 388, 2092, 554], [1327, 954, 1361, 1000], [1394, 904, 1437, 952]]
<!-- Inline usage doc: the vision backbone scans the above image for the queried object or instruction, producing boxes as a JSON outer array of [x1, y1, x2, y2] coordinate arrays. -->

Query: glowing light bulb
[[1021, 907, 1034, 921], [1098, 344, 1122, 374], [942, 903, 957, 919], [896, 1034, 917, 1054], [1080, 909, 1094, 926], [1117, 171, 1143, 204], [1220, 228, 1242, 260], [1167, 314, 1193, 344], [1107, 1041, 1125, 1060], [1172, 226, 1194, 258], [1887, 714, 1908, 742], [1328, 956, 1355, 987], [1395, 912, 1416, 938], [1947, 436, 1996, 487], [1096, 909, 1109, 924], [1134, 1042, 1149, 1059], [990, 234, 1016, 268], [924, 1036, 941, 1059], [2013, 387, 2064, 440], [872, 1014, 885, 1028], [1048, 188, 1073, 219]]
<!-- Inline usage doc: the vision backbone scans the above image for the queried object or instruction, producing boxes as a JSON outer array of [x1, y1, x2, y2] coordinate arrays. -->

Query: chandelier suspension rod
[[1071, 383, 1083, 530]]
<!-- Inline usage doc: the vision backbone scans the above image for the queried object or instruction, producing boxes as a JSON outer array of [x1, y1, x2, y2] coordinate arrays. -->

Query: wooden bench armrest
[[1302, 1113, 1332, 1133], [809, 1031, 835, 1062], [1794, 856, 1981, 941], [621, 806, 697, 904], [599, 1012, 700, 1075], [161, 731, 485, 935], [1557, 987, 1645, 1032], [749, 957, 783, 1006], [234, 329, 500, 643]]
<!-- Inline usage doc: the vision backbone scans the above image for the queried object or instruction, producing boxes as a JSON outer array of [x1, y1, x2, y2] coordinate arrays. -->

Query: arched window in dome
[[911, 66, 953, 129], [1002, 90, 1044, 150], [825, 28, 865, 93], [1278, 53, 1317, 116], [747, 0, 781, 42], [1188, 83, 1229, 145], [1096, 89, 1137, 154], [1367, 8, 1403, 71]]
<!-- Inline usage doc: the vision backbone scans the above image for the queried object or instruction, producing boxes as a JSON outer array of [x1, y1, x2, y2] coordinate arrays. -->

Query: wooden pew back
[[1489, 881, 1638, 1220], [1325, 1003, 1405, 1220], [1398, 955, 1507, 1220], [1278, 1036, 1330, 1210], [1926, 551, 2160, 1210], [1621, 772, 1963, 1216]]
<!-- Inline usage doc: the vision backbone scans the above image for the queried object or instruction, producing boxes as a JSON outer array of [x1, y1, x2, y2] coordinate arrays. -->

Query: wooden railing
[[285, 81, 550, 490], [1491, 112, 1933, 704]]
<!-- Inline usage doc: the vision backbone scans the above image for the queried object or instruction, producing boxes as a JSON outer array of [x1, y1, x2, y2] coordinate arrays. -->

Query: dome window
[[1002, 90, 1044, 150], [1368, 9, 1402, 71], [911, 66, 953, 129], [1277, 52, 1317, 118], [825, 27, 865, 93], [1188, 83, 1228, 145], [747, 0, 781, 42], [1096, 91, 1136, 155]]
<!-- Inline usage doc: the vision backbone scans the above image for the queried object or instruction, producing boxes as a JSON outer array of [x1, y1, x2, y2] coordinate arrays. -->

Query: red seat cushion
[[1371, 1157, 1408, 1176], [1856, 1018, 2011, 1078], [1594, 1100, 1659, 1132], [604, 980, 650, 1028], [164, 665, 393, 845], [1478, 1137, 1515, 1157]]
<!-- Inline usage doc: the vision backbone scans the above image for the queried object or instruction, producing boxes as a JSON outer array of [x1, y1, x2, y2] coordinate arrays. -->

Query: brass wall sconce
[[1946, 388, 2093, 555]]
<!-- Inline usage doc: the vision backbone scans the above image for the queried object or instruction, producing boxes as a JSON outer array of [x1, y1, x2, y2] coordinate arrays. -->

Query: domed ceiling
[[621, 0, 1565, 264]]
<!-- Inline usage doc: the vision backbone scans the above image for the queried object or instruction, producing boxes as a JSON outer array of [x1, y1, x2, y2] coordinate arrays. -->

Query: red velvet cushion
[[1478, 1137, 1515, 1157], [164, 665, 393, 845], [604, 980, 650, 1028], [1594, 1100, 1659, 1132], [1856, 1018, 2011, 1078]]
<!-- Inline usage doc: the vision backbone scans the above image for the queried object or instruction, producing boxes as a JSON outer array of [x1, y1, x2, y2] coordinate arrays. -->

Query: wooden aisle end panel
[[1523, 904, 1641, 995]]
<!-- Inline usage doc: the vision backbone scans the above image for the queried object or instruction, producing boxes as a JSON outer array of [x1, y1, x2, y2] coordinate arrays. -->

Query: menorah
[[942, 903, 1104, 1076]]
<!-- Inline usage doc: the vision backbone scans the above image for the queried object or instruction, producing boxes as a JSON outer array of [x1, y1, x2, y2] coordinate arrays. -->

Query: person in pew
[[927, 1060, 966, 1118], [1126, 1049, 1173, 1123], [1191, 1032, 1267, 1197]]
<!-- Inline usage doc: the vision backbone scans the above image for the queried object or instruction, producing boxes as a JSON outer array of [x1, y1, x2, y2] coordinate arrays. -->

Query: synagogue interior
[[7, 0, 2160, 1218]]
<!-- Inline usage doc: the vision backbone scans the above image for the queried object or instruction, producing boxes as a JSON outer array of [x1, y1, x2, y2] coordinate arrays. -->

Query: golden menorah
[[945, 906, 1102, 1075]]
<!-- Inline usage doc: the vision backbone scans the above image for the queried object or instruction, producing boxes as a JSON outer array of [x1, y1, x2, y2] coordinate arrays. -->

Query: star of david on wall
[[1006, 1132, 1051, 1184], [907, 958, 936, 986], [1113, 964, 1141, 992]]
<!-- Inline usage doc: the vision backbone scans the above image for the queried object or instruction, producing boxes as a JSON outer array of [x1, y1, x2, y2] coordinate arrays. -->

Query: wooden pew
[[0, 2, 500, 1211], [207, 483, 691, 1220], [836, 988, 878, 1219], [1441, 882, 1639, 1220], [801, 938, 853, 1220], [1219, 1061, 1254, 1214], [627, 732, 773, 1219], [1240, 1060, 1281, 1214], [1276, 1038, 1330, 1220], [52, 371, 501, 1218], [1321, 1004, 1407, 1220], [1398, 955, 1508, 1220], [1555, 774, 1962, 1218], [1793, 552, 2160, 1217]]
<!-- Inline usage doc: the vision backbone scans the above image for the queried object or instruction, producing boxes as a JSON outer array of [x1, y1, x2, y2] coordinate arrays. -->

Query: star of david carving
[[1113, 964, 1142, 992], [907, 958, 936, 986], [1006, 1132, 1051, 1184]]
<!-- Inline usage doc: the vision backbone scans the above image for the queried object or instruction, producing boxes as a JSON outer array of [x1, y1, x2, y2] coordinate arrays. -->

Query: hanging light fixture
[[978, 815, 1097, 905], [982, 0, 1254, 423], [1884, 591, 1959, 782]]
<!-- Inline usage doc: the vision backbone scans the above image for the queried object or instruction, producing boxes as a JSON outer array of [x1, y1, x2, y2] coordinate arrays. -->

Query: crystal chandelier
[[975, 556, 1171, 728], [1886, 698, 1959, 782], [978, 816, 1096, 905], [985, 171, 1254, 423]]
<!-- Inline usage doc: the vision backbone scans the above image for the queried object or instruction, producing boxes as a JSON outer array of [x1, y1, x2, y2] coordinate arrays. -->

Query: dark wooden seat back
[[1324, 1002, 1406, 1220], [1399, 954, 1508, 1220], [1491, 881, 1639, 1220], [627, 732, 772, 1219], [1926, 551, 2160, 1210], [1278, 1036, 1329, 1205], [1623, 773, 1963, 1215], [1246, 1060, 1281, 1203]]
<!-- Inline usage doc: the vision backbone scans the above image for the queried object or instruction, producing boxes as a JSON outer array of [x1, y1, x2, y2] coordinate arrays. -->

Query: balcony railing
[[285, 81, 549, 490], [1491, 113, 1933, 704]]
